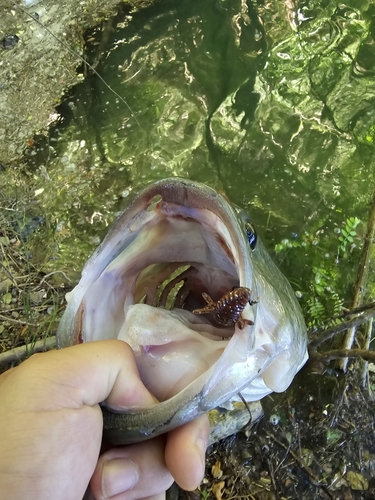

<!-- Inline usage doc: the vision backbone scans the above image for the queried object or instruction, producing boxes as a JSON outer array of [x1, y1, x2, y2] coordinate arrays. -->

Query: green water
[[25, 0, 375, 326]]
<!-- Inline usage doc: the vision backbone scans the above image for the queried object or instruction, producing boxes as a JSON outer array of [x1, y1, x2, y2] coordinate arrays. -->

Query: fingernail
[[102, 458, 139, 499]]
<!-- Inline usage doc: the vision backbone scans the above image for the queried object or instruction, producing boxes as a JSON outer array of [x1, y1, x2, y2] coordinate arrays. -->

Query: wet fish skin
[[57, 178, 308, 444]]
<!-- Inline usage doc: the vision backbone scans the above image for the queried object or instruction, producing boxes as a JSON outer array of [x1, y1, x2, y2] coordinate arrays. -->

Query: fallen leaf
[[211, 461, 223, 479], [346, 471, 368, 491], [212, 481, 225, 500]]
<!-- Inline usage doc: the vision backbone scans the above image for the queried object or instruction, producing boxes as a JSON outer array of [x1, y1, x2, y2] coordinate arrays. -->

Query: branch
[[339, 301, 375, 318], [309, 306, 375, 349], [340, 187, 375, 370], [0, 337, 56, 368], [310, 347, 375, 363]]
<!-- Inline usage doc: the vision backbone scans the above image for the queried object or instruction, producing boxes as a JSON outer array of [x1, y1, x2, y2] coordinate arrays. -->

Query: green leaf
[[327, 428, 344, 445], [2, 292, 12, 304]]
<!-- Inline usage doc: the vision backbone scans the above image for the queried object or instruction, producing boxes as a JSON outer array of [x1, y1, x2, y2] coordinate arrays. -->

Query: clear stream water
[[25, 0, 375, 326]]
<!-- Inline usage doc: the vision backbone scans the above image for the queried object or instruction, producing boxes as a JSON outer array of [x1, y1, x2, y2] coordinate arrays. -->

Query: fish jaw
[[57, 178, 308, 443]]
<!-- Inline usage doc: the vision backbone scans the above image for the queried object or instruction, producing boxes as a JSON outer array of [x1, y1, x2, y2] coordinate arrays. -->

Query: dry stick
[[267, 431, 332, 497], [0, 314, 34, 326], [267, 458, 280, 500], [309, 306, 375, 349], [311, 347, 375, 363], [361, 318, 373, 386], [37, 270, 72, 288], [339, 187, 375, 371], [0, 337, 56, 367], [309, 306, 375, 363], [338, 300, 375, 318]]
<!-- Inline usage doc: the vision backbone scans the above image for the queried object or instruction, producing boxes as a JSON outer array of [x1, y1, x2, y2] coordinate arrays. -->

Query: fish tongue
[[118, 304, 226, 402]]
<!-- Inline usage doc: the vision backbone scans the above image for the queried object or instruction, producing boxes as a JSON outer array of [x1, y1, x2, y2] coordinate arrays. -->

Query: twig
[[267, 431, 329, 491], [361, 318, 373, 387], [339, 301, 375, 318], [267, 458, 280, 500], [0, 314, 34, 326], [208, 402, 263, 446], [310, 347, 375, 363], [37, 271, 72, 287], [309, 306, 375, 349], [0, 336, 56, 367], [340, 187, 375, 371], [0, 260, 19, 289]]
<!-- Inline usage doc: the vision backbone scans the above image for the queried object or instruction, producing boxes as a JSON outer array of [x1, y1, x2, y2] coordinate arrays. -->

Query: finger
[[90, 438, 173, 500], [165, 414, 210, 491], [18, 340, 156, 410]]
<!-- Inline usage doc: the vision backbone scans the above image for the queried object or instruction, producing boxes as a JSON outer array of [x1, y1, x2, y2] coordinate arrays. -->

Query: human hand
[[0, 340, 209, 500]]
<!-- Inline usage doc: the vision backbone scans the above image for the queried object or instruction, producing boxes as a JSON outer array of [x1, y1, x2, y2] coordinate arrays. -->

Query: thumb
[[15, 340, 157, 411]]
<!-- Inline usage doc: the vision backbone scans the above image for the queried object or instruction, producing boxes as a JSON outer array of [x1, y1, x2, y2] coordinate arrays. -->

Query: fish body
[[57, 178, 308, 444]]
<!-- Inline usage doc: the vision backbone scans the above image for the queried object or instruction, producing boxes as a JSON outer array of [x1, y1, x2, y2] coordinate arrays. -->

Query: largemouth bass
[[57, 178, 308, 444]]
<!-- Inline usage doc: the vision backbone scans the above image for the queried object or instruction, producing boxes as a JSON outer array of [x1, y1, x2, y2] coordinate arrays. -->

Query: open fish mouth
[[59, 178, 256, 400], [57, 178, 308, 442]]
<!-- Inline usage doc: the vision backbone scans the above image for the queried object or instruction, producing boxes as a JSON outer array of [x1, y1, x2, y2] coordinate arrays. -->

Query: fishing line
[[237, 391, 252, 430], [7, 0, 143, 130]]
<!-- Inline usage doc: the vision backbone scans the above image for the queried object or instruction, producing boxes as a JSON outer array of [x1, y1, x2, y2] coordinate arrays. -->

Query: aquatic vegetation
[[274, 214, 363, 328]]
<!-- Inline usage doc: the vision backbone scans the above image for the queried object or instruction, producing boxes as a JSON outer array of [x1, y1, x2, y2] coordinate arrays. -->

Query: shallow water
[[25, 0, 375, 326]]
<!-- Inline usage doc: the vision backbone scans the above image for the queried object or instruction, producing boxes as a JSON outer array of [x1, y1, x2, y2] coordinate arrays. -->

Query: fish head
[[57, 178, 308, 441]]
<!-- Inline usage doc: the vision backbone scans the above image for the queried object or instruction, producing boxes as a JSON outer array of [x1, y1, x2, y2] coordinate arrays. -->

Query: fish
[[57, 177, 308, 444]]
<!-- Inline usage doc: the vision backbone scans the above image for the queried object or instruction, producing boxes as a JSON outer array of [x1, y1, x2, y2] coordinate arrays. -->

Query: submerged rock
[[1, 34, 19, 50]]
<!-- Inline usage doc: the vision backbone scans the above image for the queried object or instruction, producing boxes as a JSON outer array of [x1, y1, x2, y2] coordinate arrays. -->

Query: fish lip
[[125, 177, 253, 276], [139, 178, 241, 224]]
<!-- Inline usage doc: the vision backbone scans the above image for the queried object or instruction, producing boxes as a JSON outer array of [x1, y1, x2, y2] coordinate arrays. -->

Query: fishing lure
[[193, 287, 256, 329]]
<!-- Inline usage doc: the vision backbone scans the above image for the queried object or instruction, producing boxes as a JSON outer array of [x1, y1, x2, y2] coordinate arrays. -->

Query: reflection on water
[[25, 0, 375, 318]]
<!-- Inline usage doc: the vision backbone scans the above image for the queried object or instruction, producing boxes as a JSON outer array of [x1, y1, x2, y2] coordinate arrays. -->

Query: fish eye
[[245, 222, 257, 250]]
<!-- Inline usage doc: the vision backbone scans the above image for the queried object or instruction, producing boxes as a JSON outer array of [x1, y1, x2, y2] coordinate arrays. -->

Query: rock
[[0, 278, 13, 294], [1, 34, 20, 50], [0, 0, 155, 165]]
